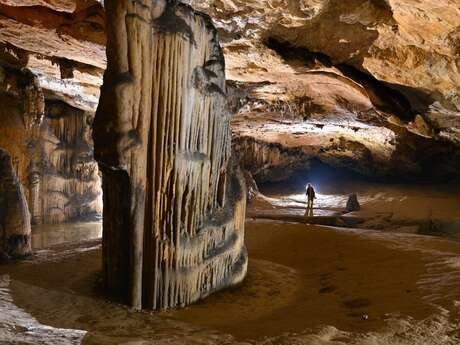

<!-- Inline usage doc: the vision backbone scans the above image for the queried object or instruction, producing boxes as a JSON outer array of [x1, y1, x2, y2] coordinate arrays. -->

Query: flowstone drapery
[[0, 67, 102, 225], [94, 0, 247, 310]]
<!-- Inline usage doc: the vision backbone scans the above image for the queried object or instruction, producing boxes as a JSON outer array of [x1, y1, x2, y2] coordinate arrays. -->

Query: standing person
[[306, 183, 316, 211]]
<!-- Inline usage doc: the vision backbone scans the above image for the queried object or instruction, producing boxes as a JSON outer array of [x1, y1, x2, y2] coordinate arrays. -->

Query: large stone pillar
[[94, 0, 247, 310], [0, 148, 32, 259], [27, 169, 41, 226]]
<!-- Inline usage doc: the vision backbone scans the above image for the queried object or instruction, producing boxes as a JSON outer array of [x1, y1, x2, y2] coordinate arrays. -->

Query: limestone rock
[[1, 0, 459, 184], [191, 0, 460, 182], [0, 3, 105, 67], [346, 194, 360, 213], [0, 0, 85, 12], [94, 0, 247, 310], [407, 114, 433, 139], [192, 0, 460, 114], [0, 2, 105, 225], [0, 148, 31, 259], [243, 170, 259, 202], [0, 1, 105, 112], [0, 67, 102, 224]]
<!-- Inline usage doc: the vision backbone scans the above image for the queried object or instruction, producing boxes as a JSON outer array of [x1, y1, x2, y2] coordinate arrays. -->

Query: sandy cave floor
[[2, 179, 460, 344], [251, 177, 460, 237], [2, 218, 460, 344]]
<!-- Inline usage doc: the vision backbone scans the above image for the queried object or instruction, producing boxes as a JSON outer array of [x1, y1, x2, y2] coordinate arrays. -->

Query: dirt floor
[[252, 178, 460, 236], [168, 221, 460, 339], [1, 220, 460, 344]]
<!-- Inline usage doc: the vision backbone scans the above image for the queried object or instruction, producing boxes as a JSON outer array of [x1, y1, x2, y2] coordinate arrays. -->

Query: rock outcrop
[[0, 0, 105, 112], [0, 148, 31, 259], [346, 194, 360, 213], [94, 0, 247, 310], [191, 0, 460, 116], [190, 0, 460, 182]]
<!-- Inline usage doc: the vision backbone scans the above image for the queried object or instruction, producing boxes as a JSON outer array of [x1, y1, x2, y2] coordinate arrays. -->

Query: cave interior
[[1, 0, 460, 344]]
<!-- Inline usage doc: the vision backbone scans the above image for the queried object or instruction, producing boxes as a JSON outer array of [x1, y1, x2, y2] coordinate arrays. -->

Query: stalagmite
[[27, 168, 41, 225], [0, 148, 31, 259], [346, 194, 360, 212], [94, 0, 247, 310]]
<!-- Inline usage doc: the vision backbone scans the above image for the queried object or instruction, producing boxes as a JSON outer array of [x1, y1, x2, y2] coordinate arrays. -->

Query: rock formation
[[2, 0, 459, 187], [0, 0, 104, 224], [243, 170, 259, 202], [346, 194, 360, 213], [0, 148, 31, 259], [0, 66, 102, 224], [0, 0, 105, 111], [94, 0, 247, 310], [190, 0, 460, 182]]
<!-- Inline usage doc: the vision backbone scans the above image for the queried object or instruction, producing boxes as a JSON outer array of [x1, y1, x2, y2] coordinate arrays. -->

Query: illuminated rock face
[[192, 0, 460, 121], [0, 0, 105, 112], [191, 0, 460, 181], [0, 148, 31, 259], [94, 0, 247, 310]]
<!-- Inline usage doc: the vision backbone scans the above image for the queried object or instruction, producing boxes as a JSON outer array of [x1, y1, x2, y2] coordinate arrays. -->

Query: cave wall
[[0, 0, 105, 111], [1, 0, 459, 187], [0, 66, 102, 224], [94, 0, 247, 310], [0, 148, 32, 259], [191, 0, 460, 183]]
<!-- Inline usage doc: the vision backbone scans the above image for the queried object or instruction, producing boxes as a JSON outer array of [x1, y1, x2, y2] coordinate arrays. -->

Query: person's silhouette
[[305, 183, 316, 216]]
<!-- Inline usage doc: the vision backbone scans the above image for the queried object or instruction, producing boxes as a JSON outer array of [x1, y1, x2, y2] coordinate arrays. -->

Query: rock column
[[27, 168, 41, 225], [94, 0, 247, 310]]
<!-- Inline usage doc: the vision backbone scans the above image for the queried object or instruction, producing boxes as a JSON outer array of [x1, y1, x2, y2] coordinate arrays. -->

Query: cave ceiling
[[0, 0, 105, 111], [0, 0, 459, 179]]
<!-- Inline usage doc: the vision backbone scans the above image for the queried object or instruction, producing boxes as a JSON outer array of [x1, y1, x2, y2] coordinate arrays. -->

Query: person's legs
[[307, 198, 313, 216]]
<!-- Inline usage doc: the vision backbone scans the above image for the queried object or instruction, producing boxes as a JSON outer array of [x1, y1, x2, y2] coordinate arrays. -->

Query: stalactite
[[233, 136, 296, 179], [21, 69, 45, 130], [94, 0, 247, 310], [27, 169, 41, 225]]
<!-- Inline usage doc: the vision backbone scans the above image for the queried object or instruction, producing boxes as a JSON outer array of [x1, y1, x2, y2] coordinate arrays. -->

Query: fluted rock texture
[[94, 0, 247, 310], [0, 148, 31, 259], [0, 67, 102, 224]]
